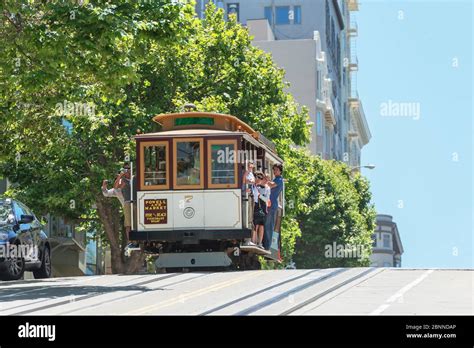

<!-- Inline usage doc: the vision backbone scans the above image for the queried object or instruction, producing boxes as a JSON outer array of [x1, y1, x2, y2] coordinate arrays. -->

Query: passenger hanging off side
[[246, 172, 270, 253]]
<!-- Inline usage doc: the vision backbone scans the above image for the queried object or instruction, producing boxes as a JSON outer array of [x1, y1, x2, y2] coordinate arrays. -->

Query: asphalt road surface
[[0, 268, 472, 315]]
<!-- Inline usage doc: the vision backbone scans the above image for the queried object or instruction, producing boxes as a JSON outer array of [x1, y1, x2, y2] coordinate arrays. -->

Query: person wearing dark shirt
[[263, 164, 284, 251]]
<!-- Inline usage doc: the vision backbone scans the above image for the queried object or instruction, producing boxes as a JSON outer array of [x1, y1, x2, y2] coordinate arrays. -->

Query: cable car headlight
[[0, 232, 8, 241]]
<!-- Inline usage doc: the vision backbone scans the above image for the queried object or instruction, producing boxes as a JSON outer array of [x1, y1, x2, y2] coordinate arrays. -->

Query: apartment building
[[371, 214, 404, 267], [195, 0, 371, 166], [249, 22, 332, 156]]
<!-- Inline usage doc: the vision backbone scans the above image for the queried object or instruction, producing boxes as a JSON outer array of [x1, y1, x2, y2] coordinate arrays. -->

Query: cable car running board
[[240, 245, 271, 256], [155, 252, 232, 268]]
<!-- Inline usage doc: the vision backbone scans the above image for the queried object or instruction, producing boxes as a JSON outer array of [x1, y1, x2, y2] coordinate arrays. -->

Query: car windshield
[[0, 202, 13, 224]]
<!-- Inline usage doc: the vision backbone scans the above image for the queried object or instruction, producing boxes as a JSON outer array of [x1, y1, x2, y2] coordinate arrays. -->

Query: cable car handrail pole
[[130, 161, 134, 234]]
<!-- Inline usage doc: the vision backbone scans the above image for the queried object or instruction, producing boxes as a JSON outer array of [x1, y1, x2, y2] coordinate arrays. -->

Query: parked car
[[0, 198, 52, 281]]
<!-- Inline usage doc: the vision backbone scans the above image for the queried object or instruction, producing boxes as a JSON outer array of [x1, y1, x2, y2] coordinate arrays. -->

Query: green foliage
[[0, 1, 374, 272], [0, 0, 196, 219], [293, 155, 377, 268], [0, 1, 310, 271]]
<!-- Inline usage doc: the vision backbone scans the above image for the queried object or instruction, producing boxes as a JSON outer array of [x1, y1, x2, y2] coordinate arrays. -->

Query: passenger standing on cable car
[[101, 172, 125, 205], [242, 160, 255, 188], [250, 172, 269, 249], [102, 163, 138, 250], [264, 164, 284, 251], [242, 160, 256, 246]]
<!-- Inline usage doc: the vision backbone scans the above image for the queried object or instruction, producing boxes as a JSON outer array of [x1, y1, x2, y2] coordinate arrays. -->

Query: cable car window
[[264, 159, 270, 177], [140, 141, 169, 190], [208, 139, 238, 188], [144, 145, 166, 186], [173, 138, 204, 189]]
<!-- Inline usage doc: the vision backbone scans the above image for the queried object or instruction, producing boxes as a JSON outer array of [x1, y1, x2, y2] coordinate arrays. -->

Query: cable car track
[[198, 268, 340, 315], [233, 268, 350, 315], [7, 273, 187, 315], [279, 268, 385, 315], [57, 272, 214, 315], [126, 271, 263, 315]]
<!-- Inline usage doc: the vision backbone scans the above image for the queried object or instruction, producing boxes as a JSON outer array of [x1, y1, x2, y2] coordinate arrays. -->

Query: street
[[0, 268, 471, 315]]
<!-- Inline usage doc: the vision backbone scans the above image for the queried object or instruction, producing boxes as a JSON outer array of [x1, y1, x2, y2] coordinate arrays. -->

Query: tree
[[0, 1, 310, 273], [293, 154, 376, 268]]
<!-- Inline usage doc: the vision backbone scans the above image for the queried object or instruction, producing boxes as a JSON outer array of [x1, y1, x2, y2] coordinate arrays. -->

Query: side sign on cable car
[[144, 199, 167, 224]]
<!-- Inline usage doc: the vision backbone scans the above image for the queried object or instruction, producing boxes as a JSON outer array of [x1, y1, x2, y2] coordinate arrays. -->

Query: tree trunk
[[95, 196, 145, 274]]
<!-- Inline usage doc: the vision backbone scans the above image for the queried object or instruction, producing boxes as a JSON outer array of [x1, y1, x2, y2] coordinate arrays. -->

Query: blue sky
[[357, 0, 472, 268]]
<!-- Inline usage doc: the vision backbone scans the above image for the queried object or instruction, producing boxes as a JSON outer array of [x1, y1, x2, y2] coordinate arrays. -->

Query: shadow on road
[[0, 279, 64, 287], [0, 284, 157, 303]]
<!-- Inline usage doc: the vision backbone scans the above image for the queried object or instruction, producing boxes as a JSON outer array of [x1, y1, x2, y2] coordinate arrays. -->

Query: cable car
[[130, 109, 285, 271]]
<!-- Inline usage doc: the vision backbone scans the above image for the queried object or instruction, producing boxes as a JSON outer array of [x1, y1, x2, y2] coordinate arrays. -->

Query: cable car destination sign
[[144, 199, 167, 224]]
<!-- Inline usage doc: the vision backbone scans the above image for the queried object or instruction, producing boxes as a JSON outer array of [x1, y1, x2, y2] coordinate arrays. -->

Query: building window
[[316, 70, 321, 98], [275, 6, 290, 25], [293, 5, 302, 24], [227, 3, 239, 21], [173, 138, 204, 189], [316, 111, 322, 136], [383, 234, 391, 249], [325, 127, 331, 155], [264, 6, 273, 26], [325, 5, 330, 54], [336, 34, 341, 78]]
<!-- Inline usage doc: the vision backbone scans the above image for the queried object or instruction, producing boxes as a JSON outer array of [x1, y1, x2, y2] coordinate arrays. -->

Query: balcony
[[348, 21, 358, 37], [348, 0, 359, 11], [347, 129, 358, 138], [348, 93, 371, 147], [324, 98, 336, 126], [349, 56, 359, 71], [316, 97, 336, 126], [48, 218, 86, 251], [320, 80, 336, 126]]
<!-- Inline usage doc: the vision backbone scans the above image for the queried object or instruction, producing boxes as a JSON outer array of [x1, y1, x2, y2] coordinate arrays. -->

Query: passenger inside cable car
[[176, 142, 201, 186]]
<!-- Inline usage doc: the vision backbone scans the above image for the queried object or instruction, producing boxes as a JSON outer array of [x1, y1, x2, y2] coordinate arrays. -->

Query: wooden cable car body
[[130, 112, 284, 270]]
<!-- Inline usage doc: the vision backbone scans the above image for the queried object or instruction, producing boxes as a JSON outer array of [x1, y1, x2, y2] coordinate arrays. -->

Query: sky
[[356, 0, 473, 268]]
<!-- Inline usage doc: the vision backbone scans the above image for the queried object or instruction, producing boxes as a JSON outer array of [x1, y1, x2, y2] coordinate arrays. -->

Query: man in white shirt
[[243, 160, 255, 187], [101, 173, 124, 205]]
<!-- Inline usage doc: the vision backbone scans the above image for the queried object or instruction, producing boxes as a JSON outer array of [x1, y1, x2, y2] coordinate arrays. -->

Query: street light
[[351, 164, 376, 172]]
